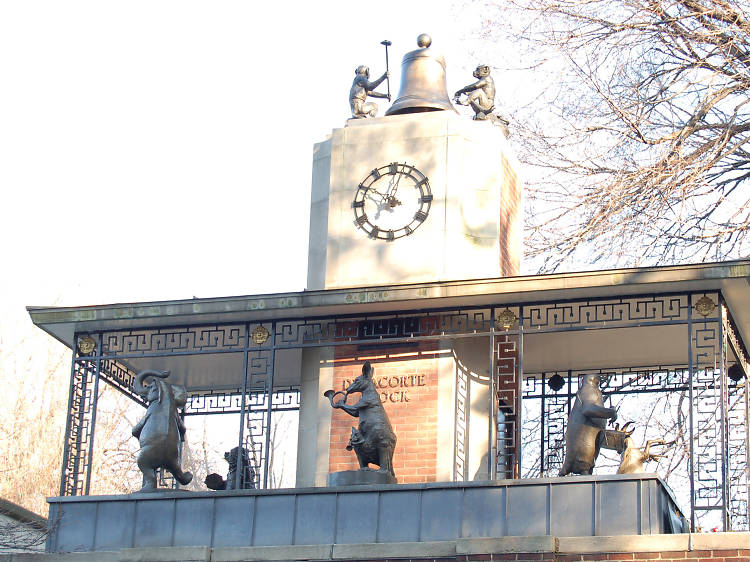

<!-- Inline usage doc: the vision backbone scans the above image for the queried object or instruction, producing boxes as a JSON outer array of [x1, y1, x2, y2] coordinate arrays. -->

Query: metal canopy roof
[[27, 259, 750, 352]]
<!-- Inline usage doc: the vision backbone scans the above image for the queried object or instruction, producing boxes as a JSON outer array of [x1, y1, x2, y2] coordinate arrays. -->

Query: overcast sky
[[2, 2, 510, 310], [0, 0, 542, 371]]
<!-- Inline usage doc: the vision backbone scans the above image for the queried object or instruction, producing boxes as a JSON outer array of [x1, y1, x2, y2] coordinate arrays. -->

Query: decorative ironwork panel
[[454, 362, 468, 481], [496, 334, 519, 478], [101, 324, 246, 356], [243, 407, 266, 490], [99, 359, 143, 404], [522, 373, 576, 478], [185, 391, 245, 415], [271, 387, 301, 411], [522, 295, 688, 331], [727, 380, 748, 530], [276, 310, 493, 347], [690, 311, 726, 531], [522, 368, 694, 492], [61, 358, 99, 496], [603, 369, 690, 395]]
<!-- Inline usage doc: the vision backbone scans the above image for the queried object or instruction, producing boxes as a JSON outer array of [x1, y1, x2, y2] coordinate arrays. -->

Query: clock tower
[[307, 37, 521, 290], [298, 40, 523, 486]]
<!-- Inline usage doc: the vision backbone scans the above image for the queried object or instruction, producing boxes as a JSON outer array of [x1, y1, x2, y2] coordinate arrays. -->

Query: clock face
[[352, 162, 432, 241]]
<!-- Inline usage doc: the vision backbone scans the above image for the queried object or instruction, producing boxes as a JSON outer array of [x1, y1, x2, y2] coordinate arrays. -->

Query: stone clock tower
[[298, 37, 524, 488], [307, 37, 522, 290]]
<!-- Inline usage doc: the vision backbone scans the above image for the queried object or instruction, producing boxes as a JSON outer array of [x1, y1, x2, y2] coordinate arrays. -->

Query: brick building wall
[[326, 548, 750, 562], [328, 344, 440, 484], [499, 153, 521, 277]]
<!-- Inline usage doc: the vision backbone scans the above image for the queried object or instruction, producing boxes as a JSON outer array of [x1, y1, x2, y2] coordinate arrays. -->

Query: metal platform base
[[45, 474, 688, 553]]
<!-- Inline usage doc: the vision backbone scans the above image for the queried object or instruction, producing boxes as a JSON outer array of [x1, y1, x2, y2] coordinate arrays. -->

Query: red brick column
[[499, 153, 521, 277]]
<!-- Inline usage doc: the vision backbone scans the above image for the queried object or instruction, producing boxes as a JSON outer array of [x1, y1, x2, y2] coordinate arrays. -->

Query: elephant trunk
[[133, 369, 170, 398]]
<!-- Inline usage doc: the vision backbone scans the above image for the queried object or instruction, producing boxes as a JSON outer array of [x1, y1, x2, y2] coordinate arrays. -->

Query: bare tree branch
[[471, 0, 750, 271]]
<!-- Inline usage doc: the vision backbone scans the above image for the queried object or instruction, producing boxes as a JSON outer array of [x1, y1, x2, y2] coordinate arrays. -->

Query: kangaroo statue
[[324, 361, 397, 477]]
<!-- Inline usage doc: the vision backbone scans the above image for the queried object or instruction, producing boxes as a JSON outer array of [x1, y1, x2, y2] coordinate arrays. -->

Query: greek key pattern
[[185, 391, 244, 414], [275, 310, 493, 347], [692, 321, 723, 507], [454, 366, 468, 481], [99, 359, 142, 403], [61, 359, 97, 496], [496, 334, 519, 479], [101, 325, 245, 356], [522, 295, 687, 330], [727, 382, 748, 530]]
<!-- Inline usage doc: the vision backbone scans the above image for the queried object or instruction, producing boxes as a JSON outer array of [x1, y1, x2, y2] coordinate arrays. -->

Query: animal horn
[[133, 369, 170, 397], [324, 389, 347, 407]]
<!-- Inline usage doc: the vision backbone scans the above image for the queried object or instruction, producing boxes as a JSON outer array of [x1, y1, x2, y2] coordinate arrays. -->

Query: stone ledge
[[211, 544, 332, 561], [119, 546, 211, 561], [331, 541, 455, 559], [690, 532, 750, 549], [456, 536, 557, 554], [558, 535, 690, 554]]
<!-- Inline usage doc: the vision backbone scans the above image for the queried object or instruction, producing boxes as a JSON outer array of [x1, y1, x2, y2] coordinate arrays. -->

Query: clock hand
[[384, 173, 403, 208], [366, 191, 395, 216]]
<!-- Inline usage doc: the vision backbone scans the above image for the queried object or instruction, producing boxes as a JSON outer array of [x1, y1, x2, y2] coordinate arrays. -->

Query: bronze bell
[[386, 34, 457, 116]]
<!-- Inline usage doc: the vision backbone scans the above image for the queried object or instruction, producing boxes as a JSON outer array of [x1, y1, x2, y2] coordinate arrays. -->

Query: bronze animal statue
[[617, 437, 667, 474], [454, 64, 510, 134], [350, 65, 389, 118], [454, 65, 496, 120], [559, 374, 618, 476], [205, 446, 256, 490], [324, 361, 397, 477], [131, 369, 193, 491]]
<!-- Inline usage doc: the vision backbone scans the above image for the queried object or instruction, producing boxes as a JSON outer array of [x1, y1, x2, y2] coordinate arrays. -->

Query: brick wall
[[328, 344, 439, 484], [499, 153, 521, 277], [328, 548, 750, 562]]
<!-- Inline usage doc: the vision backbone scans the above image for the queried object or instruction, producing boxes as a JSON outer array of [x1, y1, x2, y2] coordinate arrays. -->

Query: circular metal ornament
[[547, 374, 565, 392], [251, 325, 270, 345], [496, 308, 518, 330], [352, 162, 432, 241], [694, 295, 716, 317], [77, 335, 96, 355]]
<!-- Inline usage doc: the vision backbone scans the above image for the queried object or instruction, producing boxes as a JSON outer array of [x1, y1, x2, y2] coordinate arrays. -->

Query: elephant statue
[[131, 369, 193, 491]]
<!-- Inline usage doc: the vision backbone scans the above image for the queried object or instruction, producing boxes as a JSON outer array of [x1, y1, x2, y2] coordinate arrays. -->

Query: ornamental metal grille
[[58, 291, 749, 531]]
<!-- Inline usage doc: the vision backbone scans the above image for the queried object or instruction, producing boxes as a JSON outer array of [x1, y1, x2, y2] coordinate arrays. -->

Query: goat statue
[[324, 361, 397, 479], [617, 437, 667, 474], [131, 369, 193, 491]]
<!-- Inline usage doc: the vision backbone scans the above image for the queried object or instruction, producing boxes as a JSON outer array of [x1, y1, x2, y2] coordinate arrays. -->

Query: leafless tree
[[470, 0, 750, 271], [0, 500, 54, 553]]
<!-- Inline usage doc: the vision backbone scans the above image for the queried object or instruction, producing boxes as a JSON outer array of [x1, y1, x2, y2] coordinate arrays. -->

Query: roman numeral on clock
[[414, 211, 428, 222], [356, 214, 368, 226]]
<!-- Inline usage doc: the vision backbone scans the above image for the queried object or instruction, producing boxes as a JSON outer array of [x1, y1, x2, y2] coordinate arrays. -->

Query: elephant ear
[[172, 385, 188, 408]]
